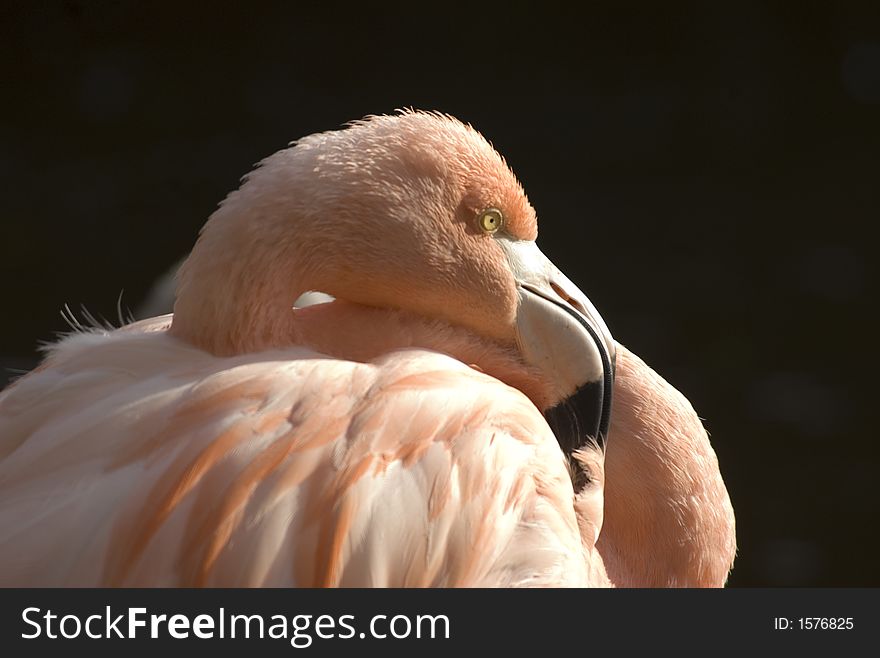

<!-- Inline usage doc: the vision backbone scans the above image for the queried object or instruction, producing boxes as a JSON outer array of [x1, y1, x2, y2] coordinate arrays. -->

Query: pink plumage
[[0, 111, 735, 586]]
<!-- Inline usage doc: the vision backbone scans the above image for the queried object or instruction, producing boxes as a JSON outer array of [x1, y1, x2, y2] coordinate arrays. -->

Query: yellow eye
[[478, 208, 504, 234]]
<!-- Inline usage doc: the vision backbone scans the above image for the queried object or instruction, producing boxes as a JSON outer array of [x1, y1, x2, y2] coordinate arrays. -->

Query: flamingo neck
[[597, 347, 736, 587], [169, 209, 311, 356], [289, 300, 555, 410]]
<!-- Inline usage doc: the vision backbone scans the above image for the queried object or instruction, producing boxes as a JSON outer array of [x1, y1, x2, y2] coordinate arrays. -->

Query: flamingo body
[[1, 313, 605, 587]]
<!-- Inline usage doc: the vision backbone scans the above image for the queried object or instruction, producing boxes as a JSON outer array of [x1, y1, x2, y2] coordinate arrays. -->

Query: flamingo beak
[[499, 240, 615, 465]]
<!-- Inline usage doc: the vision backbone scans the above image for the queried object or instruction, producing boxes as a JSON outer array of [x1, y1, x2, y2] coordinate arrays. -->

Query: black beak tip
[[544, 378, 612, 454]]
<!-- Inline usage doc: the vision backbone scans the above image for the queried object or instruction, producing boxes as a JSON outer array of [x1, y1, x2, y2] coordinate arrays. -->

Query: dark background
[[1, 2, 877, 586]]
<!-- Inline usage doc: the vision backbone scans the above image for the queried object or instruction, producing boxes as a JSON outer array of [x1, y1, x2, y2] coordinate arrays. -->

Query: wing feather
[[0, 328, 603, 587]]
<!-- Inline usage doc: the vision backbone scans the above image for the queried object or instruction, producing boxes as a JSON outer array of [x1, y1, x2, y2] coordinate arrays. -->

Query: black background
[[1, 2, 878, 586]]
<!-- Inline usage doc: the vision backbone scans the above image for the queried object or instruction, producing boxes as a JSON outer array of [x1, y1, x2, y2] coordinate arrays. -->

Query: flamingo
[[0, 111, 735, 587]]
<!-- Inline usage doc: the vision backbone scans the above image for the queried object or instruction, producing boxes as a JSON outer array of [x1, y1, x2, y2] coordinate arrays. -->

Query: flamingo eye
[[478, 208, 504, 234]]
